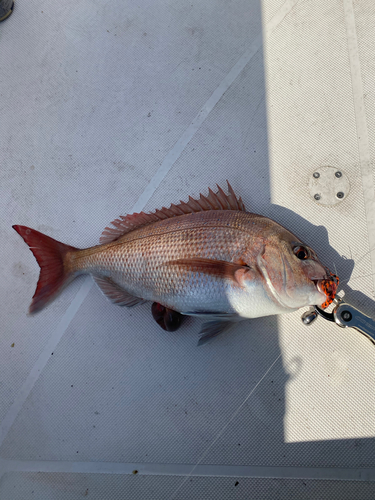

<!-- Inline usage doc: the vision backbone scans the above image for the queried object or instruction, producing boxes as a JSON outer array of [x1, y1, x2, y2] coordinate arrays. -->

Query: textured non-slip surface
[[1, 0, 374, 498]]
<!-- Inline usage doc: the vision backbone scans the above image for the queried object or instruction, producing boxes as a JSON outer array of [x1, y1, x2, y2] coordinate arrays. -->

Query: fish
[[13, 182, 339, 345]]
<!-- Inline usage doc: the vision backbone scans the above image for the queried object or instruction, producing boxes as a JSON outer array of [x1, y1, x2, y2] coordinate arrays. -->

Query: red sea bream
[[13, 182, 339, 344]]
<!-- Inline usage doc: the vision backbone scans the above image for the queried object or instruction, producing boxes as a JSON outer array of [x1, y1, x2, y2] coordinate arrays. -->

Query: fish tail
[[13, 225, 80, 314]]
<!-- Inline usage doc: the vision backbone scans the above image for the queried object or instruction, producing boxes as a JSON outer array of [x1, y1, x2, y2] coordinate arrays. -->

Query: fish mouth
[[311, 272, 340, 309]]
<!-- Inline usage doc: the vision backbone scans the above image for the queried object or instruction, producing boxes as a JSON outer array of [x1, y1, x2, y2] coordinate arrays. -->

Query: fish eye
[[293, 245, 309, 260]]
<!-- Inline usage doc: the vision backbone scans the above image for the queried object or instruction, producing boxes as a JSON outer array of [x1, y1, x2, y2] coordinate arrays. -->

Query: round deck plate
[[309, 166, 350, 206]]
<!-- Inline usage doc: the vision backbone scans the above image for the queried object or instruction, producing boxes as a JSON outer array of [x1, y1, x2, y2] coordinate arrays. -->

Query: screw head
[[341, 311, 352, 322], [336, 191, 344, 199], [335, 171, 342, 178], [314, 194, 321, 200], [313, 172, 320, 178]]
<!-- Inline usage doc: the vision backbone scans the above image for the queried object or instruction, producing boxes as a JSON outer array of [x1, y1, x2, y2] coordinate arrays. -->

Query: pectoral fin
[[165, 258, 251, 282]]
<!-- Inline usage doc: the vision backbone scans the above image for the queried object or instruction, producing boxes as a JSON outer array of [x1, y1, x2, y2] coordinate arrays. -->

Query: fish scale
[[76, 212, 258, 303]]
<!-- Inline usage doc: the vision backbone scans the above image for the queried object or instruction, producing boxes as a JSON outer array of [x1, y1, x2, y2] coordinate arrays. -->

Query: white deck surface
[[1, 0, 375, 498]]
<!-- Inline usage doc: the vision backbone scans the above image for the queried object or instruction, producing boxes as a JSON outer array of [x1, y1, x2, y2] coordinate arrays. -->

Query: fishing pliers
[[302, 298, 375, 345]]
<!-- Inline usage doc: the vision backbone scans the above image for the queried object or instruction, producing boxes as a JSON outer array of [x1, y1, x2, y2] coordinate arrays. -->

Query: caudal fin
[[12, 225, 79, 314]]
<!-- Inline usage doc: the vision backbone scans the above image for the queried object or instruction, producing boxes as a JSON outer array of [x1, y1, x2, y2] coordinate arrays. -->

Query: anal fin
[[94, 276, 146, 307]]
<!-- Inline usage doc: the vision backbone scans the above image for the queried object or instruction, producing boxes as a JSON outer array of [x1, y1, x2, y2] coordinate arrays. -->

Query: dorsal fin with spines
[[100, 181, 246, 244]]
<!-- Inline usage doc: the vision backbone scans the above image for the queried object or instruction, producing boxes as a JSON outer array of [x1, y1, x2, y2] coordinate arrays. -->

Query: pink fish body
[[13, 182, 338, 344]]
